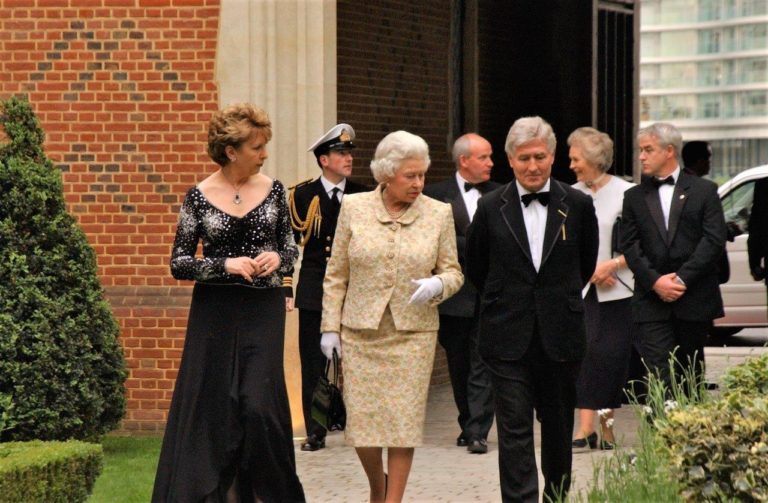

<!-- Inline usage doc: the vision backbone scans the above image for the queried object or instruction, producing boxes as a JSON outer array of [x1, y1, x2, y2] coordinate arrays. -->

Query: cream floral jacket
[[321, 185, 463, 332]]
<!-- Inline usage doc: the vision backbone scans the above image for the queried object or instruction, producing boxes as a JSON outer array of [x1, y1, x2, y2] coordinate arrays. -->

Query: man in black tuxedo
[[466, 117, 598, 502], [288, 123, 369, 451], [620, 123, 726, 396], [748, 178, 768, 294], [423, 133, 498, 454]]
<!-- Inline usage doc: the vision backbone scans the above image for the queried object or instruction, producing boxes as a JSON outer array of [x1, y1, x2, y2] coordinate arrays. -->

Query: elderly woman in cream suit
[[320, 130, 463, 503]]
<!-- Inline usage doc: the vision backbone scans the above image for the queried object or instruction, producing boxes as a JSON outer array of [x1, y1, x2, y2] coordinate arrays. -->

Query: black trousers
[[486, 332, 580, 503], [638, 317, 709, 397], [298, 309, 326, 440], [438, 315, 472, 437], [464, 319, 495, 441]]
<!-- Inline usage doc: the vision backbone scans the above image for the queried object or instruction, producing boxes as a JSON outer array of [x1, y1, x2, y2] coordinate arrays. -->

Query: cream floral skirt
[[340, 307, 437, 447]]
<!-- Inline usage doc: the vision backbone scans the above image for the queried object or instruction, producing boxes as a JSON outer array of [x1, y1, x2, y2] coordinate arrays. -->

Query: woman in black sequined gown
[[152, 104, 305, 503]]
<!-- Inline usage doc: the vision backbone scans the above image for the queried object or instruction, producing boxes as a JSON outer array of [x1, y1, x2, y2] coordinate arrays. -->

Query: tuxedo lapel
[[667, 174, 690, 245], [541, 181, 569, 268], [643, 180, 668, 244], [446, 182, 471, 234], [499, 184, 533, 265]]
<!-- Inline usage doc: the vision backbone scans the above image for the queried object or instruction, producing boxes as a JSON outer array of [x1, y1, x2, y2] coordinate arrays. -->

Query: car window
[[721, 181, 754, 234]]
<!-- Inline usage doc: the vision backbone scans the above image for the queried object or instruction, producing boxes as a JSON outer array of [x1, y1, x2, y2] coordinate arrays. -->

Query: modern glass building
[[640, 0, 768, 179]]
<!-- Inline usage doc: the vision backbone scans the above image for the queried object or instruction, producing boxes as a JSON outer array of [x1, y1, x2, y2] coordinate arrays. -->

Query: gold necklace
[[222, 171, 248, 205]]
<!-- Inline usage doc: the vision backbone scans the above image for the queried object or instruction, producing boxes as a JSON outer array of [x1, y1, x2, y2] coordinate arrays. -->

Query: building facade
[[640, 0, 768, 179]]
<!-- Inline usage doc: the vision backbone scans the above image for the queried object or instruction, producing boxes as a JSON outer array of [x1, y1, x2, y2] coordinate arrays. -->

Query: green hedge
[[0, 440, 102, 503], [657, 353, 768, 501]]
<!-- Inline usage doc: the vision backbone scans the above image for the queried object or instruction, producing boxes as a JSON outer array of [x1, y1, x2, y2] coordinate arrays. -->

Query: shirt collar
[[455, 171, 472, 191], [320, 176, 347, 194], [656, 166, 681, 183]]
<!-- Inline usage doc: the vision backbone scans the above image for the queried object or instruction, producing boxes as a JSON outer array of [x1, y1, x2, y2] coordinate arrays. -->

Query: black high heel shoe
[[599, 439, 615, 450], [571, 431, 598, 450]]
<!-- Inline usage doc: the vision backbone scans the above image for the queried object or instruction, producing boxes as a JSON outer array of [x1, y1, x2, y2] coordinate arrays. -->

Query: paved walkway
[[294, 340, 768, 502]]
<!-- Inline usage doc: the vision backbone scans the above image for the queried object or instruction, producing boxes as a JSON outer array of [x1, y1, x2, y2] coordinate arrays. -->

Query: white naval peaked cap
[[307, 123, 356, 157]]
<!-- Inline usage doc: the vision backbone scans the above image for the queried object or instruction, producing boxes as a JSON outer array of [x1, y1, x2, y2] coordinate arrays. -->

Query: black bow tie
[[651, 176, 675, 188], [520, 191, 550, 207], [464, 181, 486, 192]]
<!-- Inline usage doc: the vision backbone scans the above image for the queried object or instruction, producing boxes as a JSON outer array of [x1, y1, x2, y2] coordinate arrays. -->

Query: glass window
[[660, 0, 698, 24], [699, 0, 722, 21], [698, 61, 723, 85], [661, 31, 697, 57], [721, 180, 754, 236], [698, 29, 721, 54], [740, 24, 767, 51], [699, 93, 721, 118], [641, 0, 661, 25], [640, 64, 660, 89], [660, 62, 696, 87], [641, 32, 660, 58], [741, 91, 767, 117]]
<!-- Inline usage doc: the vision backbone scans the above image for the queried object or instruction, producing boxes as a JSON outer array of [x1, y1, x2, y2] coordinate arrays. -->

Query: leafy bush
[[721, 352, 768, 396], [0, 96, 126, 440], [658, 393, 768, 501], [0, 440, 103, 503]]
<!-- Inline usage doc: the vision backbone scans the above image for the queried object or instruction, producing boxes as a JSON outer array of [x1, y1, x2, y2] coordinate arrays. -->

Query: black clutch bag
[[310, 349, 346, 431]]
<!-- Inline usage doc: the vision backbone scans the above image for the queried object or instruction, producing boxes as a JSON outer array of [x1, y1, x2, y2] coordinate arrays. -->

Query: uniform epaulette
[[288, 178, 314, 191], [288, 179, 322, 245]]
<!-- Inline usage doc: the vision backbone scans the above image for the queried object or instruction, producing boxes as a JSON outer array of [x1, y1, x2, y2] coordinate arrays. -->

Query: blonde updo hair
[[567, 127, 614, 173], [369, 130, 431, 183], [207, 103, 272, 167]]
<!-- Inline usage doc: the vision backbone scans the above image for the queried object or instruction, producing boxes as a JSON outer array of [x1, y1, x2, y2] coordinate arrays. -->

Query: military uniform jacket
[[291, 177, 369, 311]]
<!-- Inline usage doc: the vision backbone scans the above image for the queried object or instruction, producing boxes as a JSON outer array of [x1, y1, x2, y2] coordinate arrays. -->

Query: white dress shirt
[[320, 176, 347, 203], [657, 166, 680, 229], [456, 172, 481, 222], [517, 179, 550, 272]]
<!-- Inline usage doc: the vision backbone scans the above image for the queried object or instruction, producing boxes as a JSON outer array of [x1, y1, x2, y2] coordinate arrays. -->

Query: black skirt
[[152, 283, 305, 503], [575, 286, 634, 410]]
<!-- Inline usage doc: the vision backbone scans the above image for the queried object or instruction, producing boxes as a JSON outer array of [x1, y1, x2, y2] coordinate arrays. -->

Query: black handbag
[[611, 216, 634, 292], [310, 350, 346, 431]]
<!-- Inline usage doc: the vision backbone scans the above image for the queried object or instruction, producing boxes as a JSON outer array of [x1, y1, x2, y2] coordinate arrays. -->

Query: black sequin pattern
[[170, 180, 298, 288]]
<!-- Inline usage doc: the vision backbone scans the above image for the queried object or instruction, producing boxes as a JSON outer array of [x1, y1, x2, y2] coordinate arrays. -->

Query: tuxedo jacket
[[291, 178, 369, 311], [620, 171, 727, 322], [423, 178, 500, 318], [465, 180, 598, 362]]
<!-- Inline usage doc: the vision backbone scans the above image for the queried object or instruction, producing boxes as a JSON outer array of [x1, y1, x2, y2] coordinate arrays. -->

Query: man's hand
[[285, 297, 295, 312], [751, 266, 767, 282], [653, 273, 686, 303]]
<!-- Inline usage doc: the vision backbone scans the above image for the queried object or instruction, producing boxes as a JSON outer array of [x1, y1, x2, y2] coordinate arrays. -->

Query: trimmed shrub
[[0, 96, 127, 441], [0, 440, 102, 503], [722, 352, 768, 396]]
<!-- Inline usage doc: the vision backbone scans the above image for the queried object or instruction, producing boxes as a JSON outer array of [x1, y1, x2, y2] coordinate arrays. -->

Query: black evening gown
[[152, 181, 305, 503]]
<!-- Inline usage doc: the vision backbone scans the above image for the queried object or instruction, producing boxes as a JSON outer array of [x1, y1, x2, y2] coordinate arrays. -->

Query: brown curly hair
[[207, 103, 272, 167]]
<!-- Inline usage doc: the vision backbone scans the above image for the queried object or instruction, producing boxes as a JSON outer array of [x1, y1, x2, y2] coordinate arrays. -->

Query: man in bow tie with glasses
[[423, 133, 499, 454], [466, 117, 598, 502], [620, 122, 726, 398]]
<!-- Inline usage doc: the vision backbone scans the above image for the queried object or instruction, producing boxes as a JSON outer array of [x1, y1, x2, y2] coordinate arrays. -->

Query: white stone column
[[216, 0, 337, 186]]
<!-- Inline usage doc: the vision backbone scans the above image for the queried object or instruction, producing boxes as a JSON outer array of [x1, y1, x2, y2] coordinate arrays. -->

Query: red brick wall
[[1, 0, 220, 432]]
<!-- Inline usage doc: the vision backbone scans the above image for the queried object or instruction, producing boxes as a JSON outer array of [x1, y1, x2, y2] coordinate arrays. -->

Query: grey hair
[[504, 116, 556, 156], [451, 133, 474, 165], [567, 127, 614, 173], [637, 122, 682, 156], [369, 130, 431, 183]]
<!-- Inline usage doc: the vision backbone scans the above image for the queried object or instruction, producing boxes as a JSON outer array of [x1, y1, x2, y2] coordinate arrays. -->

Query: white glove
[[320, 332, 341, 360], [408, 276, 443, 305]]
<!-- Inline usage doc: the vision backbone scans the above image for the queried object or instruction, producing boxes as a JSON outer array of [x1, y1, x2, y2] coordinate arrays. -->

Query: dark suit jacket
[[465, 180, 598, 362], [423, 178, 500, 317], [620, 171, 726, 322], [748, 178, 768, 284], [291, 178, 369, 311]]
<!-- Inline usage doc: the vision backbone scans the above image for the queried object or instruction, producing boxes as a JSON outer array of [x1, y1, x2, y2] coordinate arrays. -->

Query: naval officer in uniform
[[288, 123, 370, 451]]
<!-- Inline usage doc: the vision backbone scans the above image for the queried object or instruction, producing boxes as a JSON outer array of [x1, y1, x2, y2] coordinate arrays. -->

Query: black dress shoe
[[300, 435, 326, 452], [571, 431, 598, 450], [599, 439, 615, 450], [467, 439, 488, 454], [456, 436, 469, 447]]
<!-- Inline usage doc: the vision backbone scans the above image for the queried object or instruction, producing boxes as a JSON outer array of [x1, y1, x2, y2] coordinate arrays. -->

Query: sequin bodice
[[170, 180, 298, 288]]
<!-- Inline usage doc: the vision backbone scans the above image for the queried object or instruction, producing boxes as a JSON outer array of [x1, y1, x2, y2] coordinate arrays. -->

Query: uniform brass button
[[388, 238, 394, 243], [325, 246, 331, 252], [390, 225, 398, 231], [326, 236, 332, 241], [387, 252, 395, 259], [325, 257, 330, 262]]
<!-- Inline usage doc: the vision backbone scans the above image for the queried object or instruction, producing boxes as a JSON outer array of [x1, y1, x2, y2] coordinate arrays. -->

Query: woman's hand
[[254, 251, 281, 277], [591, 259, 618, 287], [225, 256, 260, 281], [320, 332, 341, 360], [408, 277, 444, 305], [285, 297, 295, 312]]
